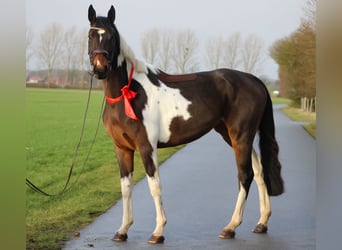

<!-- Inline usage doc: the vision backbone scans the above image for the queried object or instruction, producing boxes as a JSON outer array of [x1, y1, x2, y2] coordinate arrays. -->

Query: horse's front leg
[[140, 145, 167, 244], [112, 146, 134, 242]]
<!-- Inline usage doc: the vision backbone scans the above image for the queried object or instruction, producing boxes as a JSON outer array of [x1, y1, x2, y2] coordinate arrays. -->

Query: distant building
[[26, 75, 43, 84], [49, 77, 67, 86]]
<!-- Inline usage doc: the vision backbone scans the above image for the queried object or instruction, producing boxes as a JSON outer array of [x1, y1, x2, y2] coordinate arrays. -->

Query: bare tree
[[63, 26, 78, 85], [37, 23, 64, 87], [77, 28, 89, 87], [141, 29, 160, 65], [222, 32, 241, 69], [158, 29, 174, 72], [171, 29, 199, 73], [302, 0, 316, 30], [204, 33, 242, 70], [204, 36, 224, 69], [141, 28, 199, 73], [241, 34, 265, 74], [26, 26, 34, 69]]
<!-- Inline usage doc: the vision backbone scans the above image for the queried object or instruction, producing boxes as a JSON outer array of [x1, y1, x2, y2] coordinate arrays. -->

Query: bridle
[[89, 48, 113, 70], [92, 49, 109, 57], [88, 27, 116, 71]]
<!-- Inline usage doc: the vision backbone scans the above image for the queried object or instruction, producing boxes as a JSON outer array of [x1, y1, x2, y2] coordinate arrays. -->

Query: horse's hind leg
[[112, 146, 134, 242], [219, 135, 254, 239], [251, 148, 271, 233]]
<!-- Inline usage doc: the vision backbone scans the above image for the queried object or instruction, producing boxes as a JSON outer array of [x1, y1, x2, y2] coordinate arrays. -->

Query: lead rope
[[26, 74, 105, 197]]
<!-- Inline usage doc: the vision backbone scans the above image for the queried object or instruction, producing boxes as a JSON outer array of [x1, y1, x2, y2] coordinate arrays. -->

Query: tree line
[[27, 1, 316, 95], [26, 24, 89, 88], [26, 24, 267, 88], [141, 29, 266, 75], [270, 0, 316, 102]]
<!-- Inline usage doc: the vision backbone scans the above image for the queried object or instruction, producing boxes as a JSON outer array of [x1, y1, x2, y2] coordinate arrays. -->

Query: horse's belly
[[157, 115, 216, 147]]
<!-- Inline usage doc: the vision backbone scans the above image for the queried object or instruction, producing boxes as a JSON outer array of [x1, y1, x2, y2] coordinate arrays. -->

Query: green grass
[[271, 97, 316, 138], [26, 88, 182, 249], [282, 106, 316, 138], [271, 97, 292, 105]]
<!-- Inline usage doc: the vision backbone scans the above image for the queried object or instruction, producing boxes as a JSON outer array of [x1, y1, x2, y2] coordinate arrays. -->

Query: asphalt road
[[64, 105, 316, 250]]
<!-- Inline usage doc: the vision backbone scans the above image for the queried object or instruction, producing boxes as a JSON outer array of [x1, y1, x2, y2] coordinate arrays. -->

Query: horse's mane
[[118, 36, 199, 84], [118, 35, 156, 74]]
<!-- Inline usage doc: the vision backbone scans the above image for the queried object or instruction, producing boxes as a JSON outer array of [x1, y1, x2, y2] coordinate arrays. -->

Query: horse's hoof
[[219, 229, 235, 239], [253, 224, 268, 234], [148, 235, 165, 244], [112, 232, 128, 242]]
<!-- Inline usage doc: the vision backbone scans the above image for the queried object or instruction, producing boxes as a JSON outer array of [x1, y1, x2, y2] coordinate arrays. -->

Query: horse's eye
[[102, 34, 111, 41], [89, 31, 97, 40]]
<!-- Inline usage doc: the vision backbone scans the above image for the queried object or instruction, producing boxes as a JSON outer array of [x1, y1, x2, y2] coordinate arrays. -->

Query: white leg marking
[[252, 148, 271, 226], [147, 150, 167, 236], [224, 182, 247, 231], [118, 173, 133, 235], [147, 175, 167, 236]]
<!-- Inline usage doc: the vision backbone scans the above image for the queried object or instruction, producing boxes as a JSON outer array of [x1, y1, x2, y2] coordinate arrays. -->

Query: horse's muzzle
[[93, 64, 108, 79], [91, 50, 110, 79]]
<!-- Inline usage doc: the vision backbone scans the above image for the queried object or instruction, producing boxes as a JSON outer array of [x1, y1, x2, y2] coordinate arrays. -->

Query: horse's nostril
[[95, 64, 107, 73], [93, 64, 108, 79], [92, 54, 109, 74]]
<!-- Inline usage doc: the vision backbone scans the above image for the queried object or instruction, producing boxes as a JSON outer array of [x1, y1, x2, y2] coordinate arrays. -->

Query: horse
[[87, 4, 284, 244]]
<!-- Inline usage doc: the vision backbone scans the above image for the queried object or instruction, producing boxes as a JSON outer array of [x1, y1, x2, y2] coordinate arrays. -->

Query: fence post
[[300, 96, 316, 113], [309, 98, 313, 113]]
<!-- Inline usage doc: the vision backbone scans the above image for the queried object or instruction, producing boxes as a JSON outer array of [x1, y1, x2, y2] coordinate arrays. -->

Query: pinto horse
[[87, 5, 284, 244]]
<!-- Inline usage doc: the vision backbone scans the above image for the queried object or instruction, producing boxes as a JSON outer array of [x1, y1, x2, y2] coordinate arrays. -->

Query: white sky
[[26, 0, 305, 79]]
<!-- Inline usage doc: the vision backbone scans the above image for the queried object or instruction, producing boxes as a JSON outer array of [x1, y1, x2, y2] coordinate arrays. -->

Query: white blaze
[[97, 29, 105, 43]]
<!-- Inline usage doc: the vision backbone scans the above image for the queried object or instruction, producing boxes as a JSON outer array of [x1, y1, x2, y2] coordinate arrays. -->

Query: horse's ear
[[88, 5, 96, 25], [107, 5, 116, 24]]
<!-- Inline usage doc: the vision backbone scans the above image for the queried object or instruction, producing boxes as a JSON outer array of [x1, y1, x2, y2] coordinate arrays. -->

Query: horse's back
[[211, 68, 269, 106]]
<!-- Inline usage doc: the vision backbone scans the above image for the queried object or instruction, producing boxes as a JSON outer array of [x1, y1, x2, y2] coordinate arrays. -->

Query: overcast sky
[[26, 0, 305, 79]]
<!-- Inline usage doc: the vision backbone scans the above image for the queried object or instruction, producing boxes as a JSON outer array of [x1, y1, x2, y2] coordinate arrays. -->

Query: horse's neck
[[103, 65, 129, 98], [103, 36, 152, 98]]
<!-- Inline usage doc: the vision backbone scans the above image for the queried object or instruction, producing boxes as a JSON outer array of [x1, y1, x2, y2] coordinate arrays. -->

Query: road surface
[[64, 105, 315, 250]]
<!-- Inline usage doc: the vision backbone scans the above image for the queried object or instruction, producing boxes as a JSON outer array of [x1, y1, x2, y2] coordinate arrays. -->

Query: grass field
[[271, 97, 316, 138], [282, 106, 316, 138], [26, 88, 182, 249]]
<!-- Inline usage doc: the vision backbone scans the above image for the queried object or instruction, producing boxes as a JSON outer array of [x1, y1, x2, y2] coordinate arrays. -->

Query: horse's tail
[[258, 93, 284, 196]]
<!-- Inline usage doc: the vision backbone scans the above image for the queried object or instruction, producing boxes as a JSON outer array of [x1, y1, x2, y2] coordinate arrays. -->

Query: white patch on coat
[[116, 35, 192, 145], [134, 70, 192, 144]]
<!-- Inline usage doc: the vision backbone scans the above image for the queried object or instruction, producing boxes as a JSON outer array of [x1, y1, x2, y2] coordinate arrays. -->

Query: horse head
[[88, 5, 120, 79]]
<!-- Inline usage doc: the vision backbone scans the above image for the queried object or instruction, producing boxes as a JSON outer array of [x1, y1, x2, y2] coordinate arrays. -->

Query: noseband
[[91, 49, 110, 62], [92, 49, 109, 57]]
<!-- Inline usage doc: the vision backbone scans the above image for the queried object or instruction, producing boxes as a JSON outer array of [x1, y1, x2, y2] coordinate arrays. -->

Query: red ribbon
[[105, 65, 139, 120]]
